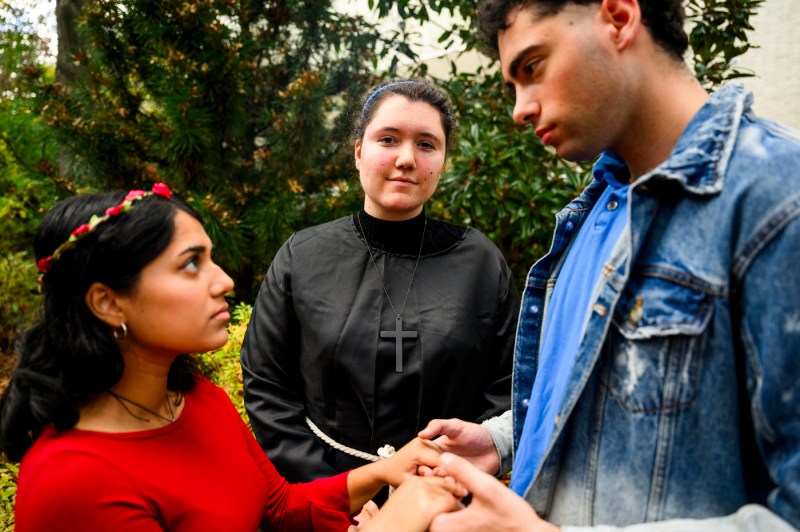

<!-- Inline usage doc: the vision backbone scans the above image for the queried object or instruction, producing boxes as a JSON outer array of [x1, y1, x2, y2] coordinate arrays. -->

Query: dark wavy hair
[[0, 190, 209, 461], [476, 0, 688, 62], [352, 77, 458, 154]]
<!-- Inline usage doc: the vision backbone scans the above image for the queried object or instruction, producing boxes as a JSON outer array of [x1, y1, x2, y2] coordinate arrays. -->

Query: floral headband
[[36, 183, 173, 277]]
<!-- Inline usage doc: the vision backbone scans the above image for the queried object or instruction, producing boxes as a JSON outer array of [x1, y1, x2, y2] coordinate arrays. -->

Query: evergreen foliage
[[0, 2, 62, 352], [29, 0, 420, 300]]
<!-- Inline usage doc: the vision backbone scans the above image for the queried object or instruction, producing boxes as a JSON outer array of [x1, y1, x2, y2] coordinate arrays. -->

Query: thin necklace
[[356, 211, 427, 372], [108, 390, 175, 424]]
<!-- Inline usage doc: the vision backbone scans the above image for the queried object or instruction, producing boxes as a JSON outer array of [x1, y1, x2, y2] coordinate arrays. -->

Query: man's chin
[[553, 142, 603, 163]]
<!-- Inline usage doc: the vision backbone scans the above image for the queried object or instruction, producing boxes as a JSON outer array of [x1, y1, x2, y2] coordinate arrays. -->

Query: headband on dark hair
[[362, 80, 417, 116], [36, 183, 173, 281]]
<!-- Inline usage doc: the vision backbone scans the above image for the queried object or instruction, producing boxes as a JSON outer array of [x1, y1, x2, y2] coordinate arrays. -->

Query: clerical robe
[[241, 213, 517, 483]]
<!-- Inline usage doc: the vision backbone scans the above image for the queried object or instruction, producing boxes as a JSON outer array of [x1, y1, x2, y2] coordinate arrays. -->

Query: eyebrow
[[375, 126, 443, 143], [507, 44, 542, 81], [179, 245, 207, 256]]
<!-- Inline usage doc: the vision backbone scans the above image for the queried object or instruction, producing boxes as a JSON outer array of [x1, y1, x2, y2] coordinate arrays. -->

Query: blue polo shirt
[[510, 151, 630, 496]]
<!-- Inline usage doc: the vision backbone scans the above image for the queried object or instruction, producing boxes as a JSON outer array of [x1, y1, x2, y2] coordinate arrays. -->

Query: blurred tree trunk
[[55, 0, 85, 177], [56, 0, 84, 85]]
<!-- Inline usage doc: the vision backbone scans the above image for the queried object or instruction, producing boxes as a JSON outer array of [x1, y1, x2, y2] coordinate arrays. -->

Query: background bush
[[198, 303, 254, 426]]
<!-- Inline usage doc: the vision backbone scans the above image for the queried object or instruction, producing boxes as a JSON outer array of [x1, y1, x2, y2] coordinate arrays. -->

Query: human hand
[[347, 438, 444, 512], [380, 437, 443, 487], [348, 500, 379, 531], [357, 476, 466, 532], [418, 418, 501, 475], [429, 453, 559, 532]]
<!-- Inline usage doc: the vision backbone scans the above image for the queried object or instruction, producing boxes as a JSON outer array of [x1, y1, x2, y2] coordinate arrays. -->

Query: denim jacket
[[485, 84, 800, 530]]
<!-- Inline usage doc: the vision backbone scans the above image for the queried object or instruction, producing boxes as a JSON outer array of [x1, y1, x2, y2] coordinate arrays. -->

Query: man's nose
[[512, 87, 541, 126]]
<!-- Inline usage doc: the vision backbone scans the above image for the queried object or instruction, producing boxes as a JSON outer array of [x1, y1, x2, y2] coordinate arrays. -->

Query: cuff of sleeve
[[306, 470, 352, 514], [481, 409, 513, 477]]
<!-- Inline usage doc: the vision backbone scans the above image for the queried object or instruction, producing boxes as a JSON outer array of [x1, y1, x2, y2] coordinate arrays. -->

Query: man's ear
[[600, 0, 640, 51], [354, 139, 362, 171], [85, 282, 126, 328]]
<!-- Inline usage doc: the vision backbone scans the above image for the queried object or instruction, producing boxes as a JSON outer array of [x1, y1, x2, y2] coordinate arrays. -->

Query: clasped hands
[[351, 419, 556, 532]]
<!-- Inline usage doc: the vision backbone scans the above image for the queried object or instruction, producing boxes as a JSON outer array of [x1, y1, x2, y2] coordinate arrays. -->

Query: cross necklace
[[356, 212, 427, 373]]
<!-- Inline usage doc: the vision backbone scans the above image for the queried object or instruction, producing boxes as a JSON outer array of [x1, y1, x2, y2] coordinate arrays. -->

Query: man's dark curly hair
[[476, 0, 689, 62]]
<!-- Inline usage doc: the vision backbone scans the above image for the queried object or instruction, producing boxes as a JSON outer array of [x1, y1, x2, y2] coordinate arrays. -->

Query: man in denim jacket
[[418, 0, 800, 530]]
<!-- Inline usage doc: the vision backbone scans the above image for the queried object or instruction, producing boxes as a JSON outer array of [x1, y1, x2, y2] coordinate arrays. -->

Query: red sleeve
[[15, 451, 164, 532], [217, 383, 352, 531]]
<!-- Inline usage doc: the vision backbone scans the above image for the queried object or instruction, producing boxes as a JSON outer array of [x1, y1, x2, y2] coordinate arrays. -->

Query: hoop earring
[[113, 322, 128, 340]]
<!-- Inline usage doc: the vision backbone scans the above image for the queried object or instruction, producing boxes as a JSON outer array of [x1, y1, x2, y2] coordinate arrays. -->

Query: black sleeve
[[240, 236, 339, 482], [479, 255, 519, 421]]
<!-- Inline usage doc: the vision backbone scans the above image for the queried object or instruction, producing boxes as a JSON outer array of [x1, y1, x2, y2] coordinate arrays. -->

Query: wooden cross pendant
[[380, 315, 417, 372]]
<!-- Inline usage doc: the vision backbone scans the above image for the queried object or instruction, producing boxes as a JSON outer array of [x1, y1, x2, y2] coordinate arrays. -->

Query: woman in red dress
[[1, 184, 462, 531]]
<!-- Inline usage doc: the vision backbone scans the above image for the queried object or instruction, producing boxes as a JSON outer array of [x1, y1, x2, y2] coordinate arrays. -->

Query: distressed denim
[[490, 84, 800, 530]]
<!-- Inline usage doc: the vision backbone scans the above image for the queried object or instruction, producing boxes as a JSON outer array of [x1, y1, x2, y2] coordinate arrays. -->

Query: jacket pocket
[[601, 270, 713, 413]]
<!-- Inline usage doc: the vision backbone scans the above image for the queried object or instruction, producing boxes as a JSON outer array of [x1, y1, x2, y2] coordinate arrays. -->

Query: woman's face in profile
[[355, 95, 446, 221], [112, 209, 234, 358]]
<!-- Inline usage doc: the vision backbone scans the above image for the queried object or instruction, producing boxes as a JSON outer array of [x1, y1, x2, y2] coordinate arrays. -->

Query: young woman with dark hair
[[0, 184, 459, 531]]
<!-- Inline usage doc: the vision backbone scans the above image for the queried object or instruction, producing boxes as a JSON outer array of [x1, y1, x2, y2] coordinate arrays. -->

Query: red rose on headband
[[71, 224, 91, 237], [125, 190, 146, 201], [152, 182, 172, 198], [106, 204, 125, 216], [37, 257, 52, 274]]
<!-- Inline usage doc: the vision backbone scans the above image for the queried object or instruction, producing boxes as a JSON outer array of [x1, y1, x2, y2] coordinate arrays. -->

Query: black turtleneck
[[355, 209, 467, 256]]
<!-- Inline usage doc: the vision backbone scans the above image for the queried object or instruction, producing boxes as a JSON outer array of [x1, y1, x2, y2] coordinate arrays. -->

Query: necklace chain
[[356, 212, 427, 318], [108, 390, 176, 424]]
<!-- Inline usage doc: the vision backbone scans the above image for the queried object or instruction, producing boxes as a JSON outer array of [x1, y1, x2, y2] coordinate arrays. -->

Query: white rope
[[305, 416, 395, 462]]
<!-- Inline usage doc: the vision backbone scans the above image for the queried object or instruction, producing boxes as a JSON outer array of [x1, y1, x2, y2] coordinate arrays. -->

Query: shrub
[[0, 252, 39, 356], [199, 302, 254, 426], [0, 462, 17, 530]]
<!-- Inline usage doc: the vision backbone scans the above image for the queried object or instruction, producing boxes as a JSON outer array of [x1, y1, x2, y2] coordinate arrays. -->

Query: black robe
[[241, 212, 518, 483]]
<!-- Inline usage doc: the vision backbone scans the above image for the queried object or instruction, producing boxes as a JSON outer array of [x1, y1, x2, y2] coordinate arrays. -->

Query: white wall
[[738, 0, 800, 129]]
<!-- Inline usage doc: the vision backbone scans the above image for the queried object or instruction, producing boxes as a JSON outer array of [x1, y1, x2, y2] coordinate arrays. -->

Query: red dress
[[14, 379, 351, 531]]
